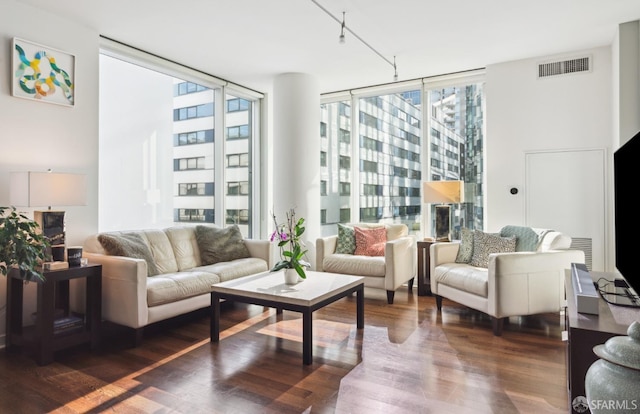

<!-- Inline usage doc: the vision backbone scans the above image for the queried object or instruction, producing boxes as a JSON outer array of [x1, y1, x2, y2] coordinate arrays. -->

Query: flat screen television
[[613, 129, 640, 303]]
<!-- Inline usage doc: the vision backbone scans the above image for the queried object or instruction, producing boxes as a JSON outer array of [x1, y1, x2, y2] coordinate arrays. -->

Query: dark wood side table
[[417, 240, 436, 296], [564, 270, 639, 413], [5, 263, 102, 365]]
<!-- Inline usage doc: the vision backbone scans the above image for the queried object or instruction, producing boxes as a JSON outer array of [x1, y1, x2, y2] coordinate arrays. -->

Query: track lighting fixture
[[310, 0, 399, 82]]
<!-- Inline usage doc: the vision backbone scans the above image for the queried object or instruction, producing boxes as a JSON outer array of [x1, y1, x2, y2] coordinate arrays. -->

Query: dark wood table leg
[[302, 309, 312, 365], [417, 241, 433, 296], [356, 285, 364, 329], [210, 293, 220, 342], [37, 278, 56, 365], [87, 273, 102, 350]]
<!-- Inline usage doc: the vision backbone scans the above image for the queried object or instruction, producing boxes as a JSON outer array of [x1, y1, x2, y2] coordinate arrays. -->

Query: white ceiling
[[17, 0, 640, 94]]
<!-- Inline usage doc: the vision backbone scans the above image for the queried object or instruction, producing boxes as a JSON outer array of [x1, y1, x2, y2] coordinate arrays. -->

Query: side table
[[417, 240, 436, 296], [5, 263, 102, 365]]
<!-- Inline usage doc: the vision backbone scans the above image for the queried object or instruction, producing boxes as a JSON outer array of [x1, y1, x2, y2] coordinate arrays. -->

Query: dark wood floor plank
[[0, 288, 568, 413]]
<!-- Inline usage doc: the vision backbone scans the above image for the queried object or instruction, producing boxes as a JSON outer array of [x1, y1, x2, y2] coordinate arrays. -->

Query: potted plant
[[270, 208, 310, 283], [0, 206, 50, 282]]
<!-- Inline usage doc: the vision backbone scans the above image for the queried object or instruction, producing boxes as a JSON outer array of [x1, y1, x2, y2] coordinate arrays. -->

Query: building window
[[227, 153, 249, 167], [321, 180, 327, 196], [339, 182, 350, 196], [227, 181, 249, 196], [175, 81, 208, 96], [226, 97, 250, 112], [227, 124, 250, 139], [320, 151, 327, 167], [175, 208, 213, 222], [340, 208, 351, 223], [226, 209, 249, 224], [173, 102, 214, 121], [339, 155, 351, 170], [179, 183, 206, 196], [175, 157, 206, 171], [321, 209, 327, 224], [175, 129, 214, 146]]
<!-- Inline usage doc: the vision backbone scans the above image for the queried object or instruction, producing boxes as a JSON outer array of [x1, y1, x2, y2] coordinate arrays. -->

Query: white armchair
[[431, 227, 585, 335], [316, 223, 416, 304]]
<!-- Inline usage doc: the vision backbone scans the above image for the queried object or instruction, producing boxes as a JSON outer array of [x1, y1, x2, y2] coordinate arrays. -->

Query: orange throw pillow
[[354, 226, 387, 256]]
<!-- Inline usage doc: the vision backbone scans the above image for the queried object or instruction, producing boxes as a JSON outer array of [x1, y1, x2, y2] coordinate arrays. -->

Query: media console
[[564, 269, 640, 414]]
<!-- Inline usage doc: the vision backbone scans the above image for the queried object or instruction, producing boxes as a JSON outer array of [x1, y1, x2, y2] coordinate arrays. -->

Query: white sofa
[[316, 223, 416, 304], [431, 227, 585, 335], [83, 226, 270, 344]]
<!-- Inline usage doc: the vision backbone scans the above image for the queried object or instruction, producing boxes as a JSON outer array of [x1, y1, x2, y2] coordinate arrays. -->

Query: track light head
[[339, 12, 346, 44], [393, 56, 398, 81]]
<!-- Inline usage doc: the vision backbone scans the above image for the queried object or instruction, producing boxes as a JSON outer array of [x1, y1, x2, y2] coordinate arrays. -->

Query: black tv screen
[[614, 130, 640, 296]]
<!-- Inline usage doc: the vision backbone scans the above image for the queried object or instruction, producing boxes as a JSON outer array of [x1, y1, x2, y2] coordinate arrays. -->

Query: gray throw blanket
[[499, 225, 550, 252]]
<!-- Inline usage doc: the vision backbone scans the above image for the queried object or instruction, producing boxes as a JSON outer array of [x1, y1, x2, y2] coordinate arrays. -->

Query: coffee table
[[210, 270, 364, 365]]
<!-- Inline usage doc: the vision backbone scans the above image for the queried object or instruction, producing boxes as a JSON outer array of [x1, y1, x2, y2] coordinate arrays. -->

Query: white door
[[525, 148, 606, 270]]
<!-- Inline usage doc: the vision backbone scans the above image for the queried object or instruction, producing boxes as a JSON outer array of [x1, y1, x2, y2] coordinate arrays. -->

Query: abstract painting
[[12, 37, 75, 107]]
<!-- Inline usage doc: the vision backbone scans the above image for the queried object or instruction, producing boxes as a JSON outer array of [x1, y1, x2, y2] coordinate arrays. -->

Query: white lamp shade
[[10, 172, 87, 207], [423, 180, 464, 204]]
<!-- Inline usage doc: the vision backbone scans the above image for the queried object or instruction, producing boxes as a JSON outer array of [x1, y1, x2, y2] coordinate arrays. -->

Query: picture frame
[[11, 37, 75, 107]]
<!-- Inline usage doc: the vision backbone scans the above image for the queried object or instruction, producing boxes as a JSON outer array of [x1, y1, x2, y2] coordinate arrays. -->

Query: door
[[525, 148, 606, 270]]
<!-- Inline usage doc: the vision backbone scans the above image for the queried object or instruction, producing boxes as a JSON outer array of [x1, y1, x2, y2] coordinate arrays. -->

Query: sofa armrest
[[490, 249, 585, 275], [384, 236, 417, 290], [315, 235, 338, 271], [84, 252, 149, 329], [244, 239, 272, 267], [430, 242, 460, 267], [487, 249, 586, 317]]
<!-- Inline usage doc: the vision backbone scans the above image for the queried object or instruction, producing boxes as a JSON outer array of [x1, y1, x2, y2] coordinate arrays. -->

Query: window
[[99, 45, 261, 235], [227, 153, 249, 167], [227, 124, 250, 139], [175, 130, 214, 146], [227, 181, 249, 195], [226, 209, 249, 224], [174, 103, 214, 121], [426, 81, 485, 238], [178, 183, 211, 196], [175, 209, 213, 222], [226, 97, 249, 112], [175, 157, 206, 171], [320, 180, 327, 196]]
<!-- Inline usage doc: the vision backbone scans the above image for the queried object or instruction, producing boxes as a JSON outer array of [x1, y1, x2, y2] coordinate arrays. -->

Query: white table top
[[211, 270, 364, 307]]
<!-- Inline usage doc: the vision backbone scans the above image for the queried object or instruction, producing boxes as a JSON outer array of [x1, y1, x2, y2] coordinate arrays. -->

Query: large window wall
[[320, 73, 485, 238], [99, 41, 262, 237]]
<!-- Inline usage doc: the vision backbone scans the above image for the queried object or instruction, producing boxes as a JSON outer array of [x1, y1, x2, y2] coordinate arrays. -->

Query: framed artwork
[[12, 37, 75, 107]]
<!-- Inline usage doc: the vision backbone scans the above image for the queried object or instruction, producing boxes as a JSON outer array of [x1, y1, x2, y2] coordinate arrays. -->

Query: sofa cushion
[[98, 232, 160, 276], [354, 226, 387, 256], [146, 270, 221, 307], [336, 223, 356, 254], [469, 230, 516, 268], [197, 257, 269, 282], [323, 253, 386, 277], [434, 263, 488, 297], [196, 224, 251, 265], [455, 227, 474, 263], [165, 226, 201, 271], [539, 231, 572, 251], [499, 225, 549, 252], [143, 229, 179, 274]]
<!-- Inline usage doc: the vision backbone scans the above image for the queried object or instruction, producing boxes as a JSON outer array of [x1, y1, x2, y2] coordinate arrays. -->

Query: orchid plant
[[270, 208, 310, 279]]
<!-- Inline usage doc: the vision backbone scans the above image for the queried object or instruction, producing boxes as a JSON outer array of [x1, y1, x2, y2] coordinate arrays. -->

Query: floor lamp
[[10, 171, 87, 262], [422, 180, 464, 241]]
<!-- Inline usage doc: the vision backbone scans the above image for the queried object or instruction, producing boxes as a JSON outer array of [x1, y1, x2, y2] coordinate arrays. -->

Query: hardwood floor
[[0, 287, 568, 413]]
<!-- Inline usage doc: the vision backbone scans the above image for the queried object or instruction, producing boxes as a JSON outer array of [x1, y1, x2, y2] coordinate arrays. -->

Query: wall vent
[[570, 237, 592, 271], [538, 56, 591, 78]]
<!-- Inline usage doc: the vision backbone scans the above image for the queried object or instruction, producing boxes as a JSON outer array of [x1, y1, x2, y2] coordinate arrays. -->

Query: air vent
[[538, 56, 591, 78]]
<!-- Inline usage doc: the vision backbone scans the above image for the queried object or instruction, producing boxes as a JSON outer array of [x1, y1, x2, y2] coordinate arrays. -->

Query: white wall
[[0, 2, 99, 342], [485, 47, 612, 251]]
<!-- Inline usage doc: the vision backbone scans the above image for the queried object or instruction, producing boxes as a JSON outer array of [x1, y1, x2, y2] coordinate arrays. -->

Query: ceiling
[[17, 0, 640, 94]]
